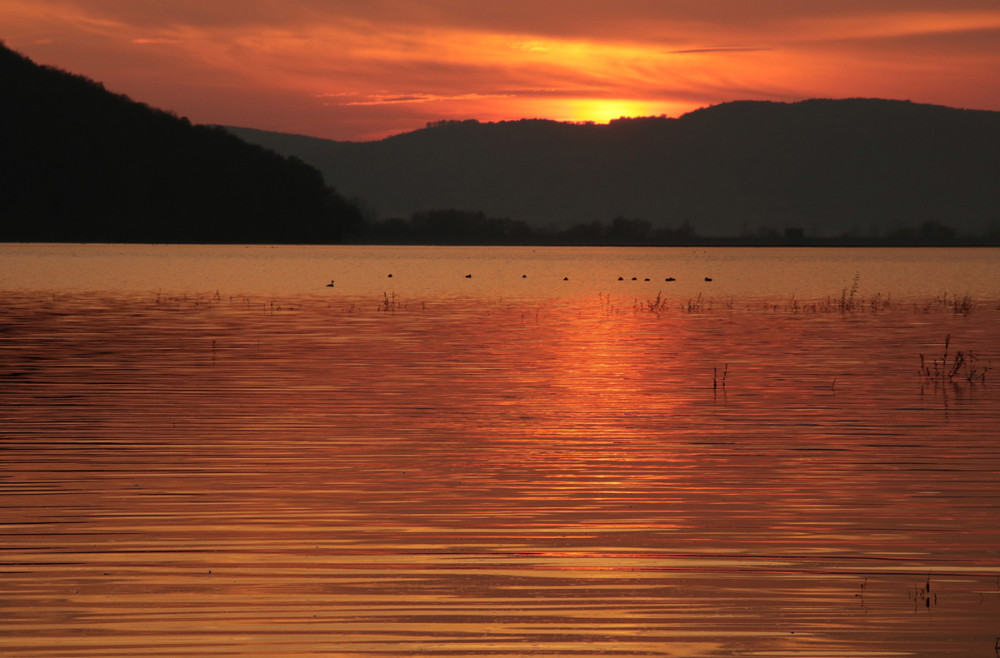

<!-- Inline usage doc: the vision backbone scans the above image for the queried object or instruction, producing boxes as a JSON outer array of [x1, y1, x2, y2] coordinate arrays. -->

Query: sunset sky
[[4, 1, 1000, 141]]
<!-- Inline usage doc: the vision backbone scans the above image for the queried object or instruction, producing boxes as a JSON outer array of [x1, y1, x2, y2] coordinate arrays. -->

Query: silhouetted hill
[[0, 42, 362, 243], [228, 100, 1000, 239]]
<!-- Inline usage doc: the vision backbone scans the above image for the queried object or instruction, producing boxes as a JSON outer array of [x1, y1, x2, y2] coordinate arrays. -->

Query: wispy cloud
[[131, 38, 181, 45], [670, 47, 773, 55], [2, 0, 999, 139], [319, 92, 514, 106]]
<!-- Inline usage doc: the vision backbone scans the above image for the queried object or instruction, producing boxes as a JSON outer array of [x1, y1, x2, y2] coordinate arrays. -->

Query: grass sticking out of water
[[713, 363, 728, 390], [840, 273, 860, 312], [378, 291, 408, 312], [646, 291, 669, 314], [920, 334, 992, 385], [631, 290, 980, 316], [686, 293, 704, 313]]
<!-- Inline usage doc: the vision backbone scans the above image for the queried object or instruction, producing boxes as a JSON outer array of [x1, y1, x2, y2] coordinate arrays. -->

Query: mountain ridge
[[227, 99, 1000, 238], [0, 42, 362, 243]]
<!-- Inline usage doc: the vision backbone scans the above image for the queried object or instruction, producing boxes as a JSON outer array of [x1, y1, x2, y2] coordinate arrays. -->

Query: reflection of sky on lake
[[4, 244, 1000, 302], [2, 245, 1000, 656]]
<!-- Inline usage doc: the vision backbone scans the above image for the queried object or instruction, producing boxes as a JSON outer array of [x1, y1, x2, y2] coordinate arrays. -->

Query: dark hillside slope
[[229, 100, 1000, 237], [0, 43, 361, 243]]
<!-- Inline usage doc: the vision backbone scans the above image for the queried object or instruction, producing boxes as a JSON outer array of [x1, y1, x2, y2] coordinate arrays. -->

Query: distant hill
[[227, 99, 1000, 238], [0, 42, 362, 243]]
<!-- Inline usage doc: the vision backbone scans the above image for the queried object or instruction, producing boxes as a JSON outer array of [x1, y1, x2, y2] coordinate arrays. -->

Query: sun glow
[[561, 99, 667, 124], [4, 1, 1000, 140]]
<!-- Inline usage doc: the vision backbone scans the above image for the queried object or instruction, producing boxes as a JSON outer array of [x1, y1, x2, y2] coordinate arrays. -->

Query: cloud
[[669, 47, 773, 55], [318, 92, 514, 107], [3, 0, 999, 140], [131, 38, 181, 45], [20, 1, 1000, 41]]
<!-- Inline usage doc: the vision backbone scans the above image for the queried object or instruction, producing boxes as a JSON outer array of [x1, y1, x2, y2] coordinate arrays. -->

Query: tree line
[[354, 209, 999, 246]]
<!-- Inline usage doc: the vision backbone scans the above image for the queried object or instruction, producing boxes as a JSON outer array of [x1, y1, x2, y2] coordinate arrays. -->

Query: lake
[[2, 244, 999, 657]]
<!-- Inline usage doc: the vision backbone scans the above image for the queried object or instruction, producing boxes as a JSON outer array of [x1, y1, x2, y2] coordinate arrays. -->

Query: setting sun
[[559, 99, 687, 124]]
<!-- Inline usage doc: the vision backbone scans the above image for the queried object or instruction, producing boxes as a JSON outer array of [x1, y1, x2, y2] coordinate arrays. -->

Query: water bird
[[644, 278, 650, 282], [326, 280, 335, 287], [665, 277, 675, 282], [387, 273, 393, 278], [465, 274, 472, 278], [632, 277, 637, 281], [563, 277, 569, 281], [618, 276, 624, 281], [522, 274, 527, 278], [705, 277, 712, 281]]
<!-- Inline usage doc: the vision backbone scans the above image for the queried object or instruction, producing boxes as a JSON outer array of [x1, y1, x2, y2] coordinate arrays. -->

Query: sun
[[563, 99, 662, 124]]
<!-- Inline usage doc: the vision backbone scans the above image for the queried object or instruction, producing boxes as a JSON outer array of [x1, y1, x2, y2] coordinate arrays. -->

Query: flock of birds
[[326, 275, 712, 287]]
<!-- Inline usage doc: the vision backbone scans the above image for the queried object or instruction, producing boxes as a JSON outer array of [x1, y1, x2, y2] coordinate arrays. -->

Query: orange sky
[[4, 0, 1000, 141]]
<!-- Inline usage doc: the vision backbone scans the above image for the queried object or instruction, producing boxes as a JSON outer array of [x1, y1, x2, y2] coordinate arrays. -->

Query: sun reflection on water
[[1, 278, 999, 656]]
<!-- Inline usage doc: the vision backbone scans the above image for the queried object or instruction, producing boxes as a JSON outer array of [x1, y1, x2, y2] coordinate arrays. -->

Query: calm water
[[2, 245, 999, 657]]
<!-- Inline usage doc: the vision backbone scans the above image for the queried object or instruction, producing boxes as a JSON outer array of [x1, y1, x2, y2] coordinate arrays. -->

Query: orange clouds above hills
[[4, 0, 1000, 141]]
